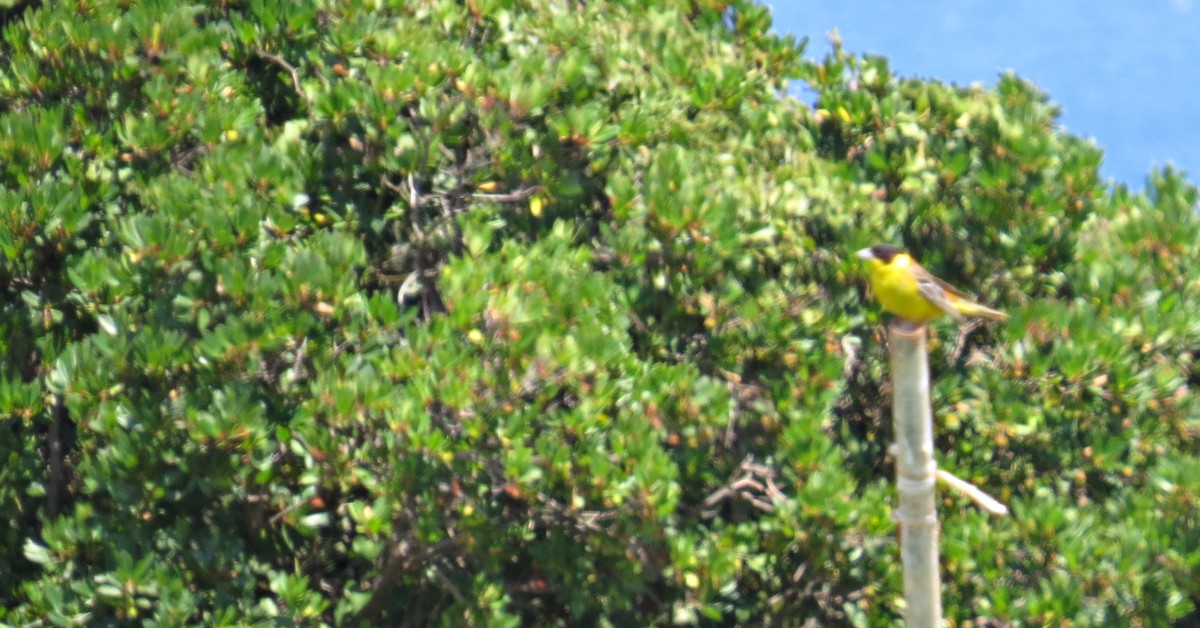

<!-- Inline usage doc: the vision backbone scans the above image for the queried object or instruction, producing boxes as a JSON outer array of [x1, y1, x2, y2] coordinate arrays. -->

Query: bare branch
[[351, 536, 459, 625], [936, 469, 1009, 516], [700, 455, 785, 517], [471, 186, 539, 202], [255, 49, 305, 101]]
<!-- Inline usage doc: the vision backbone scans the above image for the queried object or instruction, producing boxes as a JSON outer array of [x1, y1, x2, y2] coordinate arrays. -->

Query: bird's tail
[[959, 301, 1008, 321]]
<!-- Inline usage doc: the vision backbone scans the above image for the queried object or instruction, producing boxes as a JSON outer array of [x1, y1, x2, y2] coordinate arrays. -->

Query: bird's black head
[[869, 244, 904, 263]]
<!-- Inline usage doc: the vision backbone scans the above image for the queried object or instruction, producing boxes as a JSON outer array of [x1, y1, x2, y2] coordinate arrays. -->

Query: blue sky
[[767, 1, 1200, 189]]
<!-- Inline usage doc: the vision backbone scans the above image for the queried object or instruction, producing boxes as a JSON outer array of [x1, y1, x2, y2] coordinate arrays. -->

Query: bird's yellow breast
[[867, 255, 944, 322]]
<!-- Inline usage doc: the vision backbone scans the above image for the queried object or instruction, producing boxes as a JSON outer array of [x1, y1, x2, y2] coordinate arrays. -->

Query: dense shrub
[[1, 0, 1197, 624]]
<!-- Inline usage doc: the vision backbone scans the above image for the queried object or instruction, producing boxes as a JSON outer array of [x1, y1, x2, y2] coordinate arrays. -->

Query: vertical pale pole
[[888, 322, 942, 627]]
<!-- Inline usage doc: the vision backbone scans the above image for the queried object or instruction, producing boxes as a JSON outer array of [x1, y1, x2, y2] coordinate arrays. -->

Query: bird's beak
[[855, 248, 874, 260]]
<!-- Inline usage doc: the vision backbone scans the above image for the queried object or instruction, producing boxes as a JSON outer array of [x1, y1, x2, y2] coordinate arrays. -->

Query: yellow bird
[[856, 244, 1007, 325]]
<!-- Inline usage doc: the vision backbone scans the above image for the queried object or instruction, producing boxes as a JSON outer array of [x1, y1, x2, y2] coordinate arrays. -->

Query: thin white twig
[[936, 469, 1009, 516]]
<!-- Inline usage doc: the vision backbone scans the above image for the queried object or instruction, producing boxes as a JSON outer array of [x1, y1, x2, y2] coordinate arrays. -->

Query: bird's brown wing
[[912, 262, 966, 322]]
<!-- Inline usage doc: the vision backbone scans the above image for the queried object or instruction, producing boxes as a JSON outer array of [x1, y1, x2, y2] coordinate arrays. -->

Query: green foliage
[[0, 0, 1197, 625]]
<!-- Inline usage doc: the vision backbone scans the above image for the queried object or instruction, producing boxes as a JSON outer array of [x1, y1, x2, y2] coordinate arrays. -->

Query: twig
[[949, 318, 982, 365], [267, 499, 307, 526], [701, 456, 784, 517], [255, 49, 305, 101], [380, 175, 403, 195], [841, 335, 862, 379], [290, 337, 309, 385], [471, 186, 539, 202], [715, 367, 744, 447], [428, 563, 467, 604], [534, 494, 616, 534], [408, 172, 420, 213], [936, 469, 1009, 516], [351, 537, 458, 625]]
